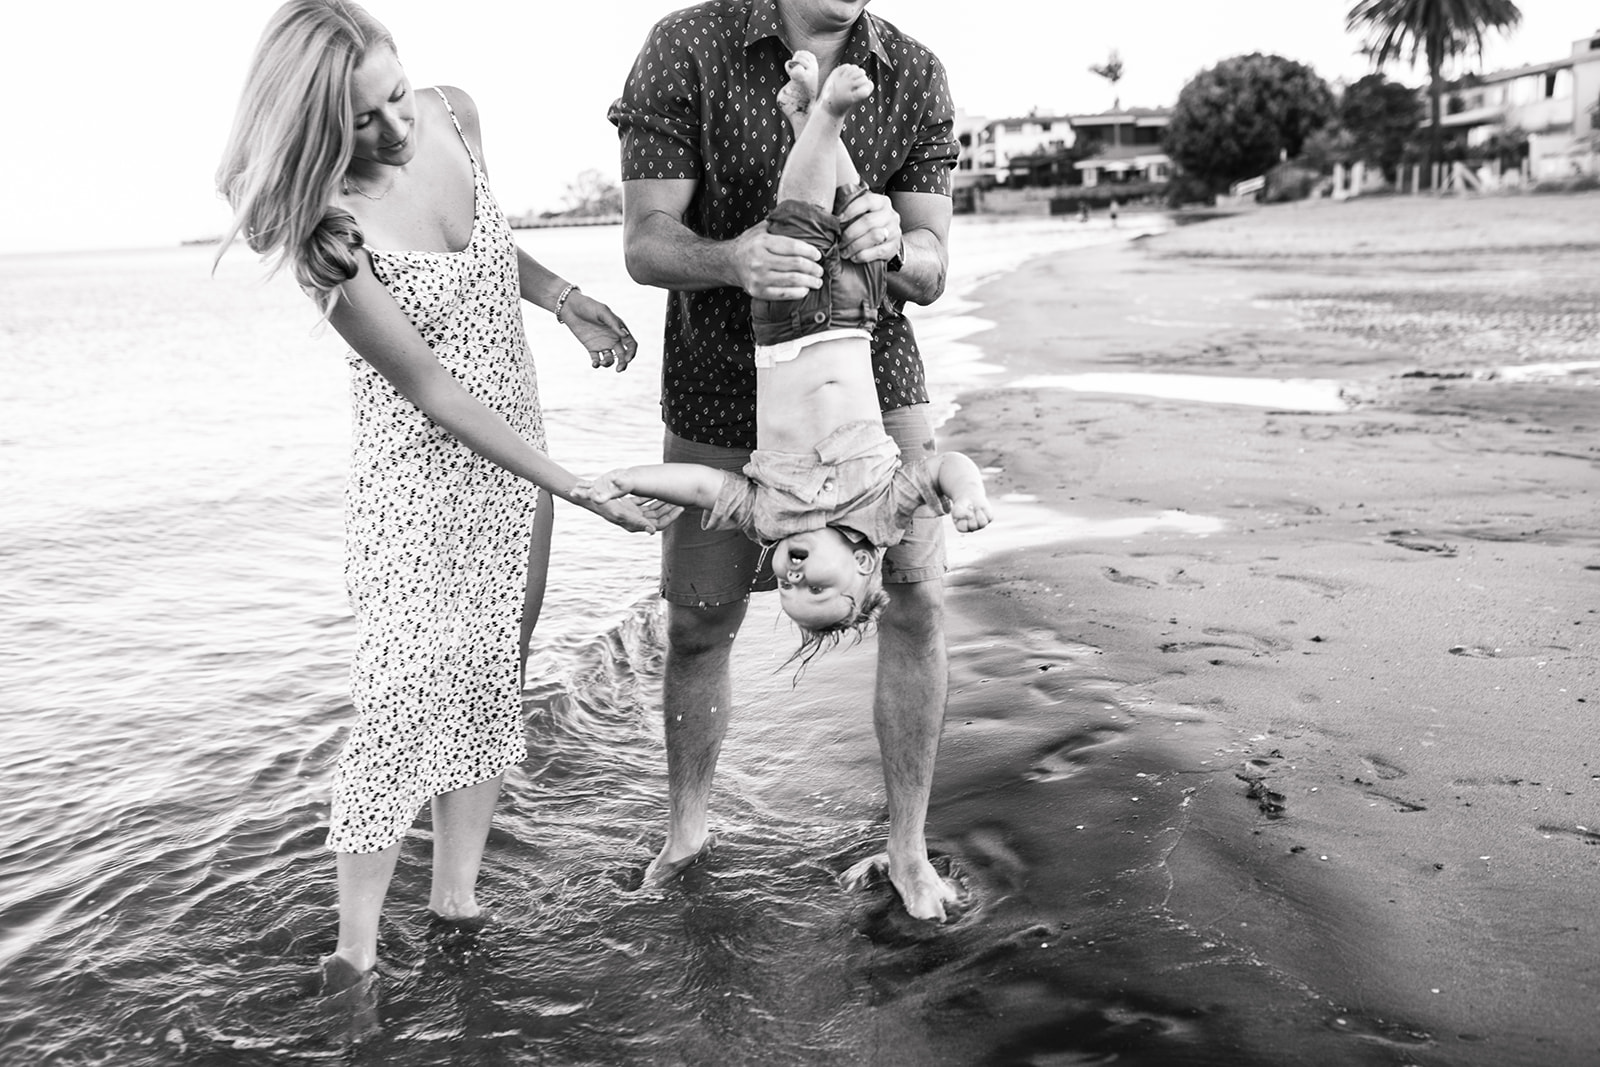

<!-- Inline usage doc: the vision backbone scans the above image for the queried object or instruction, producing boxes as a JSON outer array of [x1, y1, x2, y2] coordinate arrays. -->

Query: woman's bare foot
[[316, 953, 380, 1042], [318, 952, 375, 996], [816, 63, 873, 119], [777, 50, 820, 129]]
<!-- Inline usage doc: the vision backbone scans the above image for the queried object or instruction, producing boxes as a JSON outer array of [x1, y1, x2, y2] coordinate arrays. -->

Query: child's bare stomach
[[756, 337, 882, 453]]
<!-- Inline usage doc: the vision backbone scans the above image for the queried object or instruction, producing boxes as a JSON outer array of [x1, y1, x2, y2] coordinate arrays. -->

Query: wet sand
[[887, 192, 1599, 1066]]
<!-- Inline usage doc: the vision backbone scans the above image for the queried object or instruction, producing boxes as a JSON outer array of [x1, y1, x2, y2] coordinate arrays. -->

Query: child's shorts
[[750, 183, 888, 347]]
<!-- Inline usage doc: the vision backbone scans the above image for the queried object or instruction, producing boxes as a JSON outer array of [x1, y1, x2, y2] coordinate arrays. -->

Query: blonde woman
[[217, 0, 675, 994]]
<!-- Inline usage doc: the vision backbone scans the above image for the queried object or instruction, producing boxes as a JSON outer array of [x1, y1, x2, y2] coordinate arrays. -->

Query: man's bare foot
[[816, 63, 873, 119], [841, 851, 961, 922], [777, 50, 820, 128], [642, 833, 717, 888]]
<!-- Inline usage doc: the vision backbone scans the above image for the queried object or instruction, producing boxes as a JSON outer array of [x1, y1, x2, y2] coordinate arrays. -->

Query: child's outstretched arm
[[935, 452, 993, 532], [574, 463, 725, 511]]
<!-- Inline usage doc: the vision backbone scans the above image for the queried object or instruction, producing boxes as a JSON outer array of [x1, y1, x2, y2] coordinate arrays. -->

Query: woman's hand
[[562, 290, 639, 372], [573, 488, 682, 533]]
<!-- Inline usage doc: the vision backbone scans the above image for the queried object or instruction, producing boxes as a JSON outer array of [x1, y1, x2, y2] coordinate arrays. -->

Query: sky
[[2, 1, 1592, 254]]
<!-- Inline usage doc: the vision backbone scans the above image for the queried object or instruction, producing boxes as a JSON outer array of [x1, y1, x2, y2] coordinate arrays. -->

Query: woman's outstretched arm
[[329, 257, 674, 533]]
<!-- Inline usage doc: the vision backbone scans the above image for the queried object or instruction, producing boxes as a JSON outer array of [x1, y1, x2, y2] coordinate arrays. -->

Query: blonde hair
[[784, 577, 890, 675], [215, 0, 394, 314]]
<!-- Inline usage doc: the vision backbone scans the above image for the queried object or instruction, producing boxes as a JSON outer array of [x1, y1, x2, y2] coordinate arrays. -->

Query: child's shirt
[[703, 420, 947, 547]]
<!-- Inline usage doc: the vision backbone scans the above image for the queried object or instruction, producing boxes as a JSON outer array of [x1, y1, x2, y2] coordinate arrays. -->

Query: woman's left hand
[[562, 291, 639, 372]]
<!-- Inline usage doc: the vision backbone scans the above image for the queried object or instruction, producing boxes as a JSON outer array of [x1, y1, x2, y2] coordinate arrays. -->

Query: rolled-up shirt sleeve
[[703, 471, 758, 534], [608, 23, 704, 181]]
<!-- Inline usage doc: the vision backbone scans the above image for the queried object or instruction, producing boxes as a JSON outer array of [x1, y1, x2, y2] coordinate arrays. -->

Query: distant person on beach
[[580, 53, 991, 652], [215, 0, 677, 999], [608, 0, 963, 920]]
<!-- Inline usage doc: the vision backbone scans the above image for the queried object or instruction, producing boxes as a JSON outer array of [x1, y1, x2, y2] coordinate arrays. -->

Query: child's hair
[[214, 0, 393, 315], [783, 580, 891, 675]]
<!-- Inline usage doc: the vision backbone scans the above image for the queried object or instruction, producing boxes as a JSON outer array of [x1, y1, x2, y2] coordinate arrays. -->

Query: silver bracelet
[[554, 283, 579, 325]]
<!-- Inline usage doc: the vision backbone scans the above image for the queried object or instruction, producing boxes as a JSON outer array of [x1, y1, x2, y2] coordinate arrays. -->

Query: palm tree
[[1089, 49, 1126, 150], [1346, 0, 1522, 187], [1089, 49, 1125, 112]]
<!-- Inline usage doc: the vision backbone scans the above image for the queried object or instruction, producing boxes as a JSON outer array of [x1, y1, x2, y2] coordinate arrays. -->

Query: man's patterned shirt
[[608, 0, 958, 449]]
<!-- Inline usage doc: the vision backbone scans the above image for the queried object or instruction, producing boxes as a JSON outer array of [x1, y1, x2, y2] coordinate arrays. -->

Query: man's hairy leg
[[644, 599, 747, 885], [873, 577, 959, 920]]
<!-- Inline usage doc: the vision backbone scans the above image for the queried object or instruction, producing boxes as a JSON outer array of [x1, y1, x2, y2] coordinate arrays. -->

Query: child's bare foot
[[817, 63, 873, 119], [777, 50, 819, 128]]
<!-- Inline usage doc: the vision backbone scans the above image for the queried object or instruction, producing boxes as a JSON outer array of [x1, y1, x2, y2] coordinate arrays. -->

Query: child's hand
[[949, 495, 992, 533], [576, 469, 632, 504]]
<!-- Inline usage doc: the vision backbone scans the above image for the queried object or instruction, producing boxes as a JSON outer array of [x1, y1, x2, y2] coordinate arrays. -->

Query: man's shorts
[[750, 184, 888, 347], [660, 404, 946, 608]]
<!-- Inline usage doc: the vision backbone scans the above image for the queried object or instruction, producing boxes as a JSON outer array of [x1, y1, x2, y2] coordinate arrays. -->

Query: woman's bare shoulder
[[429, 85, 482, 138]]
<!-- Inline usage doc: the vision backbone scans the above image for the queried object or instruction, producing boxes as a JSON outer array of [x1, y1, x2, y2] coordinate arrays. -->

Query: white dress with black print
[[328, 87, 543, 854]]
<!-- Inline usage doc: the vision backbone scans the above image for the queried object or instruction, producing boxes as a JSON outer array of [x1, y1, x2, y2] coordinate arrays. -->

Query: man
[[608, 0, 959, 920]]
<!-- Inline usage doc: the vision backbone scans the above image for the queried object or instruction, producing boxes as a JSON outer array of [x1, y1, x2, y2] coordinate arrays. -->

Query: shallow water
[[10, 213, 1539, 1065], [1006, 371, 1350, 412]]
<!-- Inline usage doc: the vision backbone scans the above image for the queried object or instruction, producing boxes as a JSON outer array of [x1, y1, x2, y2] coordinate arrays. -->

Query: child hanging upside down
[[578, 52, 991, 656]]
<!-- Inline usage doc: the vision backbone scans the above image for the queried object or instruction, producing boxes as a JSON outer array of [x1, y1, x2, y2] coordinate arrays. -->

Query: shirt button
[[812, 311, 827, 324], [823, 478, 835, 490]]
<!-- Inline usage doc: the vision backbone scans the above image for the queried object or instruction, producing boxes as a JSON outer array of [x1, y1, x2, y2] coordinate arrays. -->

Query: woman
[[216, 0, 673, 993]]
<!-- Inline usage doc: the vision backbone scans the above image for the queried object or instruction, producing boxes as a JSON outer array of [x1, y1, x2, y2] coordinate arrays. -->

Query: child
[[579, 53, 991, 651]]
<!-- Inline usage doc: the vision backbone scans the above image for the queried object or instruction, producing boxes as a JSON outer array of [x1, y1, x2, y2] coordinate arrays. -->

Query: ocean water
[[5, 216, 1280, 1067]]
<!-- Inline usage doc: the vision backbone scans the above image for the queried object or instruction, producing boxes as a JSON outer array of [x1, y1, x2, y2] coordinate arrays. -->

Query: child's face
[[773, 528, 872, 629]]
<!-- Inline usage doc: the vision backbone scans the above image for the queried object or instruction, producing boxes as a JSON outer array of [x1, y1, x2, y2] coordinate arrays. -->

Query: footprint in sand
[[1367, 790, 1427, 813], [1158, 628, 1292, 657], [1025, 727, 1124, 782], [1271, 572, 1344, 598], [1360, 754, 1406, 781], [1384, 530, 1458, 556], [1537, 824, 1600, 845], [1102, 566, 1159, 588], [1354, 756, 1425, 811]]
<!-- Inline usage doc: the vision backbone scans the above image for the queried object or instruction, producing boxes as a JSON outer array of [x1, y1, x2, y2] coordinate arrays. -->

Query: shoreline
[[929, 192, 1599, 1064]]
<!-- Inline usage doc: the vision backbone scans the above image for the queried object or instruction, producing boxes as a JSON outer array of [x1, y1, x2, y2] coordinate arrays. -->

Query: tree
[[561, 169, 622, 217], [1163, 53, 1336, 195], [1346, 0, 1522, 187], [1089, 49, 1125, 112], [1340, 73, 1427, 179]]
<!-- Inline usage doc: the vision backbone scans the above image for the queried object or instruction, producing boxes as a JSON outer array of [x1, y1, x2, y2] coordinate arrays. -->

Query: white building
[[1067, 109, 1173, 186], [962, 111, 1075, 185], [1443, 30, 1600, 177]]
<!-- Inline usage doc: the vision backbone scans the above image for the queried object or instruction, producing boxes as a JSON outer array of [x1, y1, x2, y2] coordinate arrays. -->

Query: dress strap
[[431, 86, 482, 173]]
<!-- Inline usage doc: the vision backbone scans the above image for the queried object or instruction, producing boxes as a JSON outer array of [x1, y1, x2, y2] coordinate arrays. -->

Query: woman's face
[[347, 47, 417, 168]]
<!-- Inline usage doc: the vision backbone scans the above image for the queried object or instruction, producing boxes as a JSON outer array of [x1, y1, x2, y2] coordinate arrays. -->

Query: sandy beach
[[890, 192, 1598, 1065]]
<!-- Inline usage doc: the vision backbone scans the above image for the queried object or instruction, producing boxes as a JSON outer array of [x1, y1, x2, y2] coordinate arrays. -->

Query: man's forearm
[[624, 210, 743, 292], [888, 227, 948, 306]]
